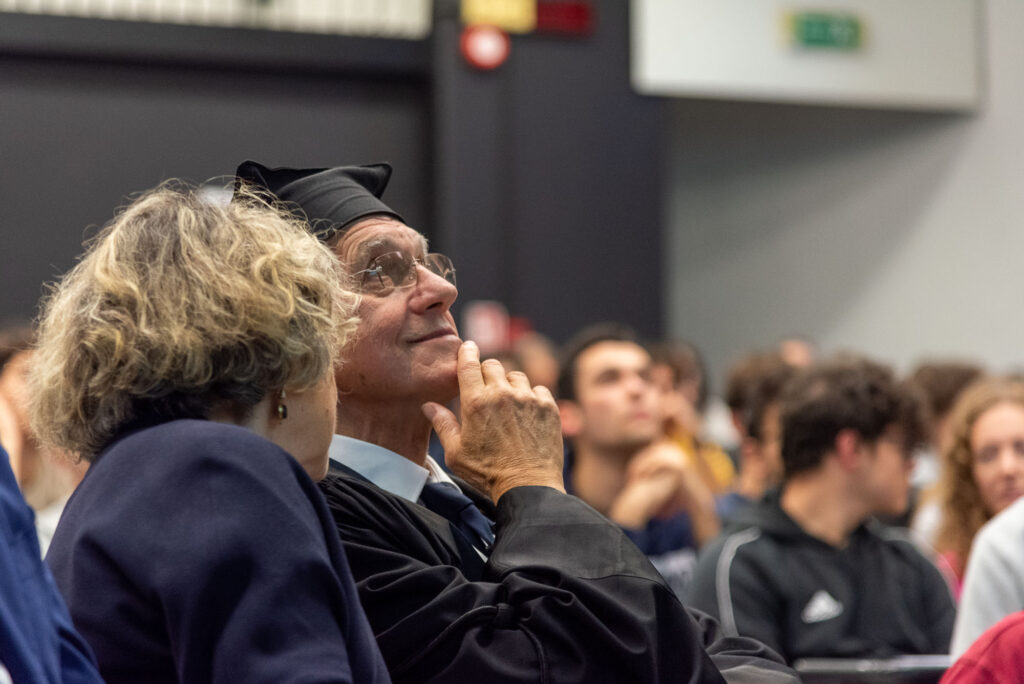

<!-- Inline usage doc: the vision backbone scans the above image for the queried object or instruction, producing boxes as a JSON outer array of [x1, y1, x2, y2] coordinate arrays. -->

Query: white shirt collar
[[423, 453, 459, 487], [328, 433, 454, 502]]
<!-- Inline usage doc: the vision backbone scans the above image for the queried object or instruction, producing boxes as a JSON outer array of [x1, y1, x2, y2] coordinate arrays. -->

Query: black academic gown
[[319, 463, 796, 683]]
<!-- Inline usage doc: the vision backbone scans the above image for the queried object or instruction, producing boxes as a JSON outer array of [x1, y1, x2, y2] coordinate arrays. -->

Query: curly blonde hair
[[29, 182, 359, 459], [934, 377, 1024, 574]]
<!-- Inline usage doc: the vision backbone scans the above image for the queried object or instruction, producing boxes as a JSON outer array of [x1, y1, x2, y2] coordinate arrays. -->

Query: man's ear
[[558, 400, 583, 438], [833, 428, 863, 470]]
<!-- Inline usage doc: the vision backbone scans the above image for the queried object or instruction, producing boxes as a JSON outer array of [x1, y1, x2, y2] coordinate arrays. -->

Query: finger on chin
[[456, 341, 485, 392]]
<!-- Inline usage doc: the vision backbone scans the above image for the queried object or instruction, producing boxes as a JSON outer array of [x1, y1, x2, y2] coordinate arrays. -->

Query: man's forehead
[[338, 217, 429, 263], [579, 341, 651, 377]]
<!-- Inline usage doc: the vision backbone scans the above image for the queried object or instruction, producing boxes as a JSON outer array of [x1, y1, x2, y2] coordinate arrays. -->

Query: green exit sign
[[790, 12, 863, 51]]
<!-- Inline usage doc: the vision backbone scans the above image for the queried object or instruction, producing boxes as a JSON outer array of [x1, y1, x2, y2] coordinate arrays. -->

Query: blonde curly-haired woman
[[32, 184, 389, 684]]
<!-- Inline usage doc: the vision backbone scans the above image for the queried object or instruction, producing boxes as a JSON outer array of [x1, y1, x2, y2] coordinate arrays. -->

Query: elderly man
[[236, 160, 797, 684]]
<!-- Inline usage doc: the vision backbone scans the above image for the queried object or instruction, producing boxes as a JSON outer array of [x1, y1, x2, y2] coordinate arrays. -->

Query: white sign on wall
[[631, 0, 982, 111], [0, 0, 432, 38]]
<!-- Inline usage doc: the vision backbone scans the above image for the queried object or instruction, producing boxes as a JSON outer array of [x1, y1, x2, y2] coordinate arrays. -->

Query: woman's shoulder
[[104, 419, 292, 472], [58, 420, 319, 549], [112, 418, 266, 446], [75, 419, 312, 519]]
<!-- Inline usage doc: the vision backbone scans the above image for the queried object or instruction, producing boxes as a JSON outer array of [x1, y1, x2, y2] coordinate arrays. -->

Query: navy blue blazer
[[46, 419, 389, 684]]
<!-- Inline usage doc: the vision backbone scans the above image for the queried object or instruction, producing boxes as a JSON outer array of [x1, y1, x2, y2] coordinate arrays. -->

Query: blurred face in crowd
[[651, 362, 700, 435], [779, 338, 815, 368], [651, 363, 683, 425], [758, 402, 784, 487], [0, 350, 34, 486], [969, 401, 1024, 516], [859, 426, 914, 517], [332, 217, 461, 406], [570, 341, 661, 452], [516, 333, 559, 391]]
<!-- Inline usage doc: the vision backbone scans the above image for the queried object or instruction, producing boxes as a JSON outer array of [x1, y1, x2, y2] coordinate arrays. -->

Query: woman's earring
[[277, 389, 288, 420]]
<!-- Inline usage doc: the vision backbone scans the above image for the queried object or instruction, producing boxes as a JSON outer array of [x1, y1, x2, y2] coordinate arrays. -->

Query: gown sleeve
[[322, 473, 794, 684]]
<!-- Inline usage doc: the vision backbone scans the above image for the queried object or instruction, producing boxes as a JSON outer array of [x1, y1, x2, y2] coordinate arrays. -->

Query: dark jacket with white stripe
[[687, 491, 955, 663]]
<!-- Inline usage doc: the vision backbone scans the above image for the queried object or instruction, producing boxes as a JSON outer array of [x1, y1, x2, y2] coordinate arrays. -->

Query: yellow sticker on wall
[[462, 0, 537, 34]]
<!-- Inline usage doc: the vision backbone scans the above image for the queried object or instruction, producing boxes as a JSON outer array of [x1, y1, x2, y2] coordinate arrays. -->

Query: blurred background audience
[[0, 324, 87, 554], [558, 324, 719, 600], [908, 361, 987, 536], [719, 351, 795, 522], [689, 355, 953, 663], [930, 378, 1024, 598], [649, 339, 735, 495], [951, 495, 1024, 657]]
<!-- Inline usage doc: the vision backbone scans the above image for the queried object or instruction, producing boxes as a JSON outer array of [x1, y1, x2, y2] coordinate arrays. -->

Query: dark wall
[[433, 0, 665, 342], [0, 15, 430, 323], [1, 3, 665, 343]]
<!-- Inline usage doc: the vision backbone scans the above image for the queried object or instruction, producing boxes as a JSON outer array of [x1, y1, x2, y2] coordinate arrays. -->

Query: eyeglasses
[[352, 251, 456, 295]]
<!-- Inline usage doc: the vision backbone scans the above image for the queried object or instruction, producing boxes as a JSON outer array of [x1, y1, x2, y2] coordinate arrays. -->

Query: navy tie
[[419, 482, 495, 550]]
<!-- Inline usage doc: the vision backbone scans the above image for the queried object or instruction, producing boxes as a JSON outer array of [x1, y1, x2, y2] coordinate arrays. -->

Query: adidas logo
[[801, 590, 844, 624]]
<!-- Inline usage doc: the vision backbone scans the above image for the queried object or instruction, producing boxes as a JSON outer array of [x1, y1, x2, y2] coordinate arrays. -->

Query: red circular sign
[[460, 25, 510, 71]]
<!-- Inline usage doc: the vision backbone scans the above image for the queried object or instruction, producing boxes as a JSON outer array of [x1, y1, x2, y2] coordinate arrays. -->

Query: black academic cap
[[235, 160, 405, 243]]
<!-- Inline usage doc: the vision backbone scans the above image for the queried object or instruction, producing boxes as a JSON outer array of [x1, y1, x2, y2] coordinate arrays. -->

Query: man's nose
[[997, 447, 1024, 476], [627, 374, 653, 397], [408, 264, 458, 313]]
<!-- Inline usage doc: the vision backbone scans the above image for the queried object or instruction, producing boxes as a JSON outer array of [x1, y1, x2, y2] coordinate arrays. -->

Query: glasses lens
[[423, 253, 456, 287], [359, 252, 413, 294], [356, 252, 455, 294]]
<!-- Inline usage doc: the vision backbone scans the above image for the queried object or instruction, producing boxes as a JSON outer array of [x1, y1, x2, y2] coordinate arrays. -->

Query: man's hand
[[608, 441, 689, 529], [422, 341, 566, 503], [608, 440, 720, 544]]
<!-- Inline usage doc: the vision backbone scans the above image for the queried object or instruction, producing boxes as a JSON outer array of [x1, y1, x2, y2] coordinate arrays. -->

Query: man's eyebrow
[[350, 232, 430, 266], [353, 237, 402, 262]]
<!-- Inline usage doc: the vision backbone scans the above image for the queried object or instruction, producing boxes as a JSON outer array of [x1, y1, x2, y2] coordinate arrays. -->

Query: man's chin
[[440, 374, 460, 403], [422, 369, 460, 405], [618, 434, 662, 454], [877, 500, 909, 518]]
